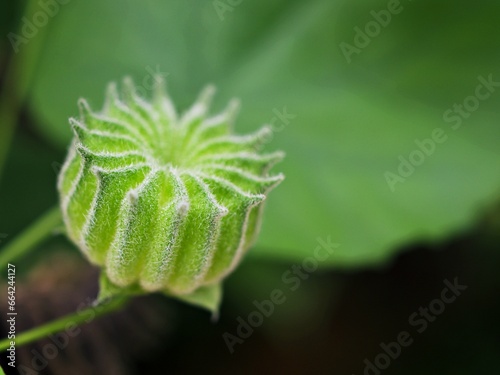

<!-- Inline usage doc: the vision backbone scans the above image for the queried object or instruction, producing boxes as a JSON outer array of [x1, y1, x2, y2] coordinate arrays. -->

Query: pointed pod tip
[[198, 84, 216, 106], [90, 166, 111, 181], [153, 73, 166, 87], [74, 143, 91, 159], [271, 150, 286, 161], [106, 81, 118, 94], [246, 194, 266, 207], [225, 99, 241, 121], [153, 74, 168, 99], [252, 125, 273, 146], [102, 82, 122, 114], [122, 76, 137, 99], [70, 118, 87, 139], [123, 76, 135, 86], [77, 98, 92, 120]]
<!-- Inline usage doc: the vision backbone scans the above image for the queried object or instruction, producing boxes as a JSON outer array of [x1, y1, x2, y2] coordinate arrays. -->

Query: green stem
[[0, 297, 127, 351], [0, 205, 62, 268]]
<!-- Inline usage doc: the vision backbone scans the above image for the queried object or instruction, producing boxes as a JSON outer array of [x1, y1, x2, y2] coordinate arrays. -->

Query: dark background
[[1, 0, 499, 374]]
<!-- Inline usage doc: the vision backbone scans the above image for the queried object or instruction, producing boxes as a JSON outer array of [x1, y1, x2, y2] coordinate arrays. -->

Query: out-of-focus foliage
[[23, 0, 500, 266]]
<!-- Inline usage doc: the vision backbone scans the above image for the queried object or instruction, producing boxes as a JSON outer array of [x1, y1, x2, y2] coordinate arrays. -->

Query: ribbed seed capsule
[[57, 77, 284, 310]]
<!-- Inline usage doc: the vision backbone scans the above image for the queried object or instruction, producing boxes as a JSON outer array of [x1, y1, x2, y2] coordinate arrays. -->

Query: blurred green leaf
[[25, 0, 500, 267]]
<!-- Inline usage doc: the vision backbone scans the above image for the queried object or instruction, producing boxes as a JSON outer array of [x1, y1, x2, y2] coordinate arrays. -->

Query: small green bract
[[57, 77, 284, 311]]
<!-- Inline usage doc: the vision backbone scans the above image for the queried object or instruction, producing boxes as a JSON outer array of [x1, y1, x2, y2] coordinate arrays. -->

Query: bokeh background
[[0, 0, 499, 374]]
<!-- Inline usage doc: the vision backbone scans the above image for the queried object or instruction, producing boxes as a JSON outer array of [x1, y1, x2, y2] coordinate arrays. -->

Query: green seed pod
[[57, 77, 284, 311]]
